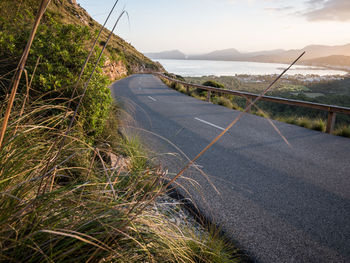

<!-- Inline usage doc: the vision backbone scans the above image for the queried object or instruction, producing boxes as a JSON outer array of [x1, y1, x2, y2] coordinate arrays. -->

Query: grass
[[0, 100, 245, 262], [277, 116, 327, 132], [334, 125, 350, 138], [212, 97, 234, 109]]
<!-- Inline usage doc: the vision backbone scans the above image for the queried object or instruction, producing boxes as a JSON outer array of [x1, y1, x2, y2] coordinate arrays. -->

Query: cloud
[[264, 6, 294, 12], [304, 0, 350, 21]]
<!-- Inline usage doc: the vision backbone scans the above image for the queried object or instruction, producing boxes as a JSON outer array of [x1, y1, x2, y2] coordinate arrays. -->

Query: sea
[[156, 59, 348, 77]]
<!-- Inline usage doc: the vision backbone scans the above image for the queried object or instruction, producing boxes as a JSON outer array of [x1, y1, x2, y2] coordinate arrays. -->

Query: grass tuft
[[334, 126, 350, 138]]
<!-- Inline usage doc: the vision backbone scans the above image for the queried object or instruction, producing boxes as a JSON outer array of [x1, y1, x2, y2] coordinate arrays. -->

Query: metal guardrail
[[155, 73, 350, 134]]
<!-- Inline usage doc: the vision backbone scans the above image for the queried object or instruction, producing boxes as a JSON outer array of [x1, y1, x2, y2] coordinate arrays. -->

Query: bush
[[202, 80, 225, 89], [196, 80, 225, 97], [0, 11, 112, 139]]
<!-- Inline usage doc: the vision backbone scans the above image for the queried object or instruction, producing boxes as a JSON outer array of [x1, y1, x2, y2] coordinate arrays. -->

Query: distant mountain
[[301, 55, 350, 68], [147, 44, 350, 68], [188, 48, 286, 61], [244, 49, 286, 57], [189, 48, 244, 61], [145, 50, 186, 60], [249, 44, 350, 64]]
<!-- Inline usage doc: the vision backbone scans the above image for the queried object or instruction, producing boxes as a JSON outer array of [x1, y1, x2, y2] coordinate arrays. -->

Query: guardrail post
[[326, 111, 336, 134], [186, 86, 189, 94], [207, 91, 211, 102]]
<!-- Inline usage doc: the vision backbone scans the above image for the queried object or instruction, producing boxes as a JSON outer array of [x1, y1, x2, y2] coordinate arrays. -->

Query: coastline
[[155, 58, 349, 77]]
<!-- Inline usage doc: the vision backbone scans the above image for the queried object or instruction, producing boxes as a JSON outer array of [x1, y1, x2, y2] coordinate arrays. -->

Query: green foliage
[[198, 80, 225, 97], [164, 72, 185, 81], [203, 80, 225, 89], [0, 8, 111, 139]]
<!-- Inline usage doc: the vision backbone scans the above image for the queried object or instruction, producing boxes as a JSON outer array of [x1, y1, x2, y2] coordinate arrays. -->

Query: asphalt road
[[111, 74, 350, 263]]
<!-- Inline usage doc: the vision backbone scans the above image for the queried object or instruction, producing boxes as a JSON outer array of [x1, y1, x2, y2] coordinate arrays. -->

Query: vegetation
[[1, 103, 243, 262], [0, 0, 246, 262], [203, 80, 225, 89]]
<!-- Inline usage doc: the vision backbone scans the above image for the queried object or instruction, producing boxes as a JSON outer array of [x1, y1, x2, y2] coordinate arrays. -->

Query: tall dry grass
[[0, 101, 241, 262]]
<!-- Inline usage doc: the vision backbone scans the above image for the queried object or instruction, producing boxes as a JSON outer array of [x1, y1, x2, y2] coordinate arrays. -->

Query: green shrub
[[202, 80, 225, 89], [0, 11, 111, 139], [196, 80, 225, 97]]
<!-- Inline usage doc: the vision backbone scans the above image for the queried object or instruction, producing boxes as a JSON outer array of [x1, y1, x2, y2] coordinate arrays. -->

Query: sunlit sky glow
[[76, 0, 350, 54]]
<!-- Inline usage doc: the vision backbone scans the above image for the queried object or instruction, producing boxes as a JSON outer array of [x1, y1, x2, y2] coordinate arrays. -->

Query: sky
[[76, 0, 350, 54]]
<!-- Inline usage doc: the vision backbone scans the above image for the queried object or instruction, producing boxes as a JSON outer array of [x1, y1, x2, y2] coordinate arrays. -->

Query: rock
[[103, 59, 128, 81], [108, 152, 131, 172]]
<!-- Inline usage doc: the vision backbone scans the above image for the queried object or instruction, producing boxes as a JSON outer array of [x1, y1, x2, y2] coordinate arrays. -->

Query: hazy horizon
[[76, 0, 350, 54], [145, 42, 350, 55]]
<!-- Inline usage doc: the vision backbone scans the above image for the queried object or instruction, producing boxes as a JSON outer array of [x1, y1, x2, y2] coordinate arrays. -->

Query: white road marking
[[148, 96, 157, 101], [195, 117, 225, 131]]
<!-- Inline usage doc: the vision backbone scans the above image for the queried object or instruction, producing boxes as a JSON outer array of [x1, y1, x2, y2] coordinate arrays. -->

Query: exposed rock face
[[103, 59, 128, 81], [68, 0, 77, 5], [130, 63, 164, 74]]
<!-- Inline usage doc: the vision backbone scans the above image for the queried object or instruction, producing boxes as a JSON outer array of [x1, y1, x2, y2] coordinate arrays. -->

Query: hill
[[145, 50, 187, 60], [150, 44, 350, 68], [0, 0, 162, 81], [193, 44, 350, 64], [188, 48, 286, 61], [250, 44, 350, 64], [301, 55, 350, 68], [189, 48, 244, 61], [67, 0, 164, 77]]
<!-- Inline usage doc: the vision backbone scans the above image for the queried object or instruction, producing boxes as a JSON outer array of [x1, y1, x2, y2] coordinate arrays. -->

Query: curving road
[[111, 74, 350, 263]]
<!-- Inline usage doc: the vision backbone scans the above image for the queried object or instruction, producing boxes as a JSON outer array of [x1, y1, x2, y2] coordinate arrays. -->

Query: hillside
[[64, 0, 163, 76], [301, 55, 350, 68], [0, 0, 163, 81], [250, 44, 350, 64], [62, 1, 164, 76]]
